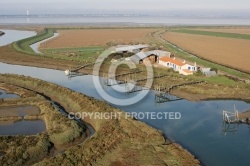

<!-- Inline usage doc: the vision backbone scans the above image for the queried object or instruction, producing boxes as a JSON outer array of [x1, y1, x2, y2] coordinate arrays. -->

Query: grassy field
[[172, 29, 250, 40], [162, 30, 250, 74], [41, 46, 104, 62]]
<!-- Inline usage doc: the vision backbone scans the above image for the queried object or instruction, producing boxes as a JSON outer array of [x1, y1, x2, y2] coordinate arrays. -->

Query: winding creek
[[0, 30, 250, 166], [30, 33, 59, 54]]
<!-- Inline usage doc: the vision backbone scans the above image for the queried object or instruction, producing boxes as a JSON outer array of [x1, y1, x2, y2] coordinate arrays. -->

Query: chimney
[[194, 62, 196, 66], [183, 60, 186, 63], [173, 57, 176, 60]]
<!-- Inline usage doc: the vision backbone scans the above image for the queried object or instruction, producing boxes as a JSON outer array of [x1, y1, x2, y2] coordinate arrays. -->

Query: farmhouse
[[115, 44, 148, 53], [130, 50, 171, 64], [159, 56, 197, 75]]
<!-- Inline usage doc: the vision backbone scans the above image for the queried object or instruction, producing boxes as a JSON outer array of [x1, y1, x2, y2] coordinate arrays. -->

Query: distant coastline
[[1, 15, 250, 26]]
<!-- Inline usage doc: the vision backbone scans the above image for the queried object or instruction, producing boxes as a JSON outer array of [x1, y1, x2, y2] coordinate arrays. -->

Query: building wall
[[159, 60, 181, 71], [181, 64, 197, 71]]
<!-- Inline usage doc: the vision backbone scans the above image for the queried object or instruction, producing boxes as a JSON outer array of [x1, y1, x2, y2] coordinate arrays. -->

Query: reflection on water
[[222, 123, 239, 135], [0, 120, 46, 135], [0, 89, 20, 99], [0, 62, 250, 166]]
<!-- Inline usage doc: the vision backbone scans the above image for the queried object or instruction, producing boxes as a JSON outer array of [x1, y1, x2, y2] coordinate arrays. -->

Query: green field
[[41, 46, 104, 62], [172, 29, 250, 40]]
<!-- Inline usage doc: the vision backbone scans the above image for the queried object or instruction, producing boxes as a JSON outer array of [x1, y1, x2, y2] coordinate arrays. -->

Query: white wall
[[181, 64, 197, 71], [159, 60, 181, 71]]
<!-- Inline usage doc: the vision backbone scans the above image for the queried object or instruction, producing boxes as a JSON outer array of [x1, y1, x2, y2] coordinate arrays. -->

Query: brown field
[[41, 29, 156, 48], [193, 27, 250, 35], [163, 32, 250, 73]]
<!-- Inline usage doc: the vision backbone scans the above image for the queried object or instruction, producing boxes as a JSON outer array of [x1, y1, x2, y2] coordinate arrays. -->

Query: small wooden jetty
[[115, 70, 142, 78], [223, 107, 239, 124], [65, 62, 99, 76], [155, 92, 182, 103], [124, 82, 150, 93], [154, 81, 204, 93]]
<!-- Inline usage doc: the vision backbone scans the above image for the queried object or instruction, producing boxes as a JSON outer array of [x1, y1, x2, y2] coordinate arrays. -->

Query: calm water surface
[[0, 89, 20, 99], [0, 120, 46, 135], [30, 33, 59, 54], [0, 29, 36, 46]]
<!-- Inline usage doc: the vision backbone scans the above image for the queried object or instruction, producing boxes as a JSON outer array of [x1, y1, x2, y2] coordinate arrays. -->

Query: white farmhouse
[[159, 57, 197, 75]]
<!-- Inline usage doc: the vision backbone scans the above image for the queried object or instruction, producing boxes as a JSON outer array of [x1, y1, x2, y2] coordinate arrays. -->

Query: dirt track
[[163, 32, 250, 73], [41, 29, 156, 48]]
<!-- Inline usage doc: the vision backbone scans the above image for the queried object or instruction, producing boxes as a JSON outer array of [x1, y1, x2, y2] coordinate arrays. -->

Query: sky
[[1, 0, 250, 17]]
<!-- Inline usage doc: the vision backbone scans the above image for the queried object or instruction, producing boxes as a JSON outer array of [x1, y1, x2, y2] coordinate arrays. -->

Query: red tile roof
[[159, 57, 185, 66]]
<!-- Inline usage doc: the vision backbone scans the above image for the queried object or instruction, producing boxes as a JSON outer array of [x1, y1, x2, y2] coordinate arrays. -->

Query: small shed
[[200, 68, 217, 76]]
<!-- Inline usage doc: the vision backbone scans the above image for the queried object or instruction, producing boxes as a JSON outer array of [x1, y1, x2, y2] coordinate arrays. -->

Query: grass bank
[[0, 82, 87, 166], [13, 28, 54, 54]]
